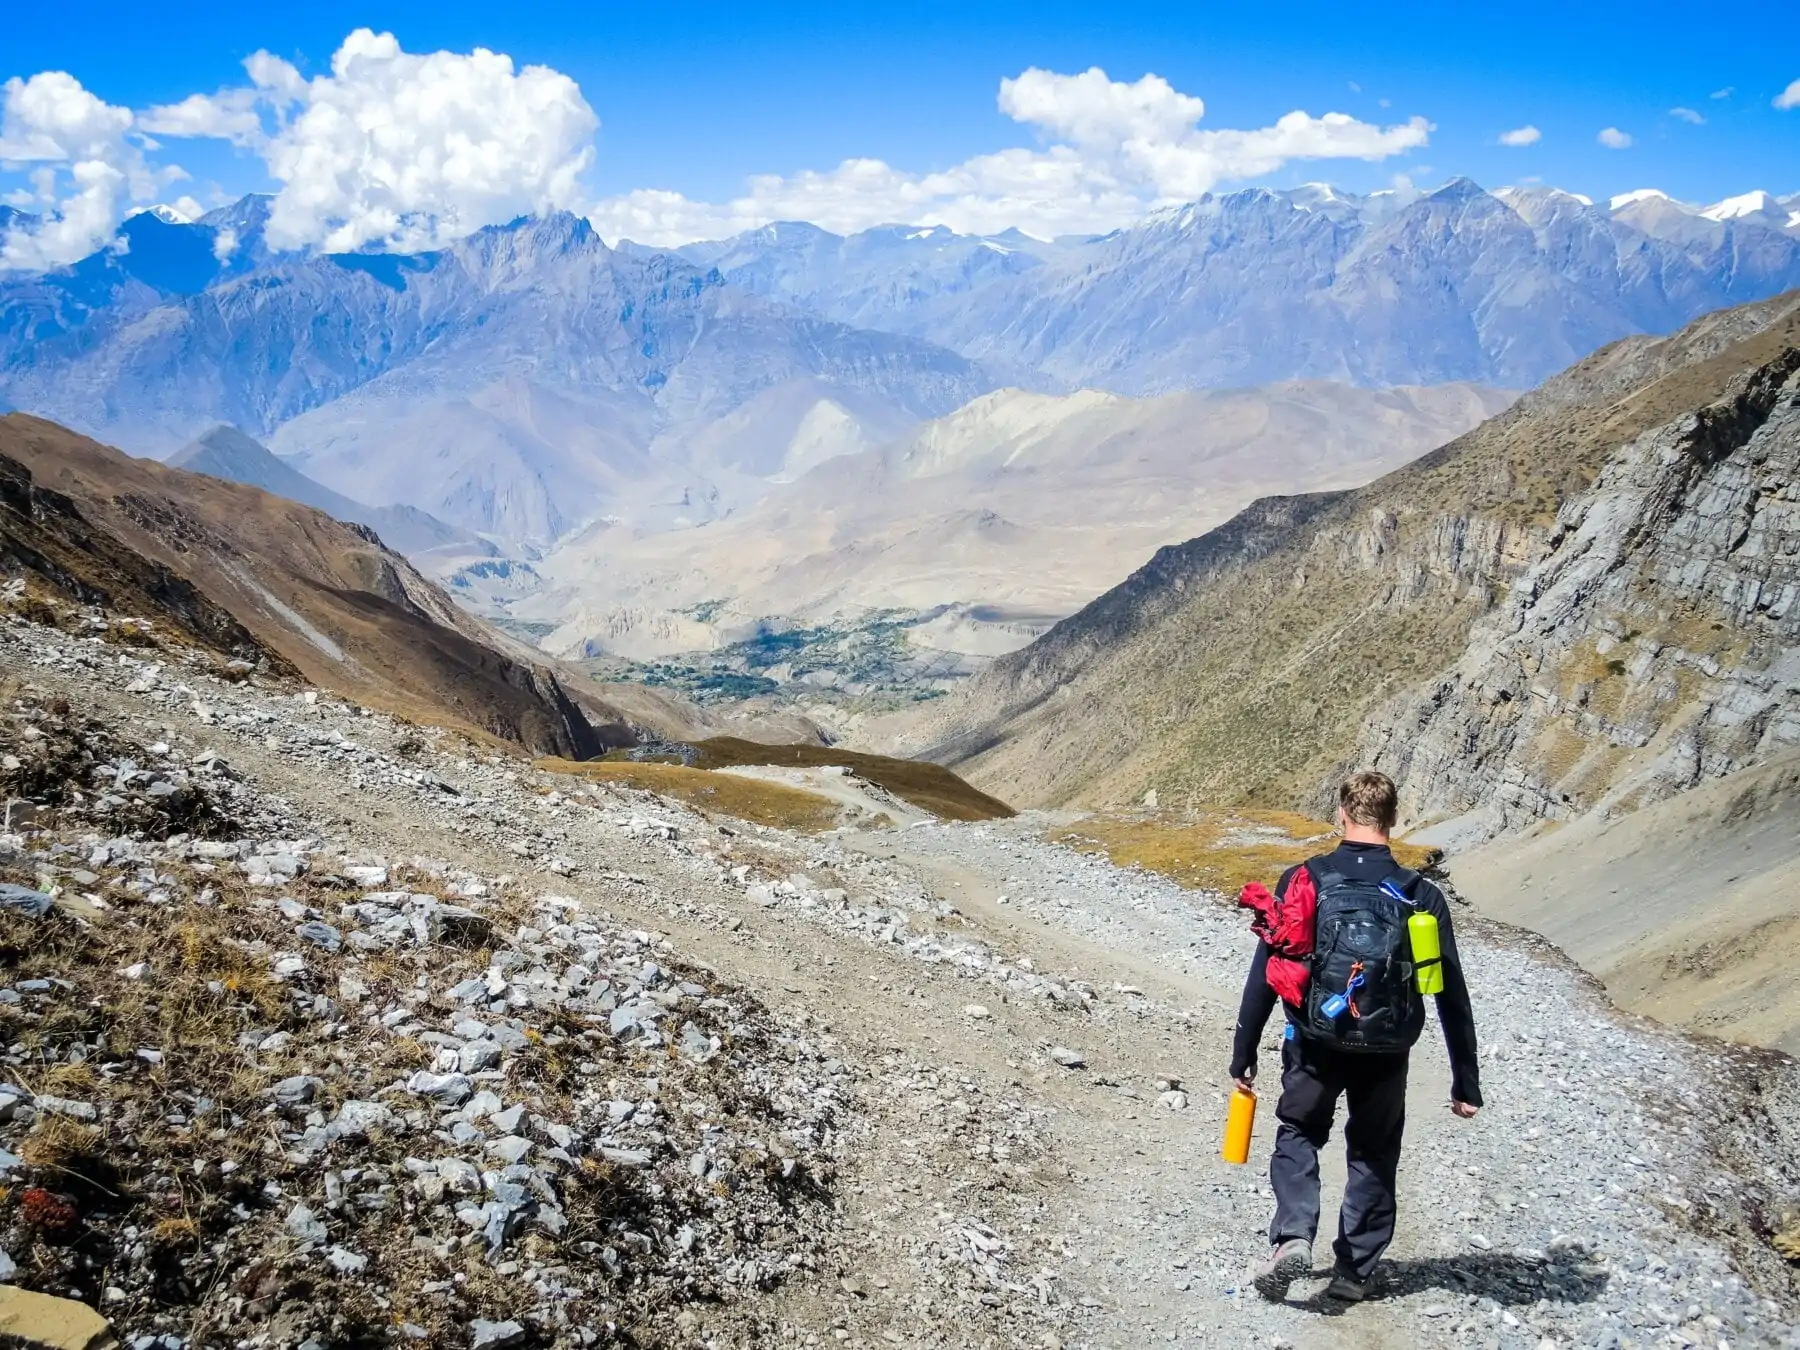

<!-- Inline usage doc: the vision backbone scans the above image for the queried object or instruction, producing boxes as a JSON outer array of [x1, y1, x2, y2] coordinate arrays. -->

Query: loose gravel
[[4, 598, 1799, 1349]]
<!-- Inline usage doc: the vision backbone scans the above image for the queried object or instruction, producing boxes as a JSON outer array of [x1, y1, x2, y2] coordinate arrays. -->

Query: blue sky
[[3, 0, 1797, 262]]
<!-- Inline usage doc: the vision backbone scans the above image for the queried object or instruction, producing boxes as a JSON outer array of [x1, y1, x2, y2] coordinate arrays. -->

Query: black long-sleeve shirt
[[1228, 841, 1483, 1107]]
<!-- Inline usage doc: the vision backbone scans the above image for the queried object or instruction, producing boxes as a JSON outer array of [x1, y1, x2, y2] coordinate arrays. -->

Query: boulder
[[0, 1287, 118, 1349]]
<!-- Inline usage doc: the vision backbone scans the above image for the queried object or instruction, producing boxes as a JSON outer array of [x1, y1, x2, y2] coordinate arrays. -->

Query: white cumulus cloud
[[2, 51, 1436, 265], [1668, 107, 1705, 124], [1776, 79, 1800, 110], [1597, 126, 1633, 149], [140, 88, 264, 146], [143, 28, 599, 253], [1498, 125, 1541, 146], [591, 66, 1431, 246], [0, 70, 181, 270]]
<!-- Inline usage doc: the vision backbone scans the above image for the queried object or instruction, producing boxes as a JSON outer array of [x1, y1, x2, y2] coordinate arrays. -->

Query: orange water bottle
[[1221, 1087, 1257, 1164]]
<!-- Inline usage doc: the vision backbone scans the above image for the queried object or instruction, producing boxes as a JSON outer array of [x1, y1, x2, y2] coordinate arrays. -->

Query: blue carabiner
[[1320, 967, 1365, 1019]]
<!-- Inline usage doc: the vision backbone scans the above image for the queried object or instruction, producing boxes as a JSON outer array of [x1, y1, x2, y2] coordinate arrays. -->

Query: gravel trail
[[850, 819, 1800, 1350], [5, 612, 1798, 1349]]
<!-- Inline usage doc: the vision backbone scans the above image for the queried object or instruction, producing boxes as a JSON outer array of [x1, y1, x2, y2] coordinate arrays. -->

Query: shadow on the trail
[[1302, 1249, 1610, 1315]]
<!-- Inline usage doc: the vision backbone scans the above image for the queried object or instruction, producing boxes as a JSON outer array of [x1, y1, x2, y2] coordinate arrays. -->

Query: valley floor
[[3, 611, 1798, 1349]]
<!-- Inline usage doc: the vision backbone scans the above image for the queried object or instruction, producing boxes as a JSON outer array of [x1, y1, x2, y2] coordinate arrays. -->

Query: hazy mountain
[[0, 213, 993, 546], [687, 180, 1800, 392], [168, 425, 491, 560], [647, 221, 1068, 382], [509, 380, 1514, 664]]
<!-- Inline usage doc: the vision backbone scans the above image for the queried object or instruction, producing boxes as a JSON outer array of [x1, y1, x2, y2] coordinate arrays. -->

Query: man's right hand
[[1232, 1074, 1255, 1094]]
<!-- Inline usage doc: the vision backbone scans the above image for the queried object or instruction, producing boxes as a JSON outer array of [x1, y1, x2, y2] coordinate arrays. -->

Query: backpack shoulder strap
[[1382, 865, 1422, 903], [1310, 864, 1349, 893]]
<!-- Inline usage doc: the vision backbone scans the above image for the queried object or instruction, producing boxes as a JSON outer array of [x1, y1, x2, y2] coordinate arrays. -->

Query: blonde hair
[[1339, 770, 1399, 833]]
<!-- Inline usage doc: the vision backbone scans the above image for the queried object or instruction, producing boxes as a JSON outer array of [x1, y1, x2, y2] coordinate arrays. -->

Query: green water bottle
[[1408, 910, 1444, 995]]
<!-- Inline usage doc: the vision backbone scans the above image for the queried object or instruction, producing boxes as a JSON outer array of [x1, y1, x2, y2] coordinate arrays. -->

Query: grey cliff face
[[1365, 348, 1800, 838]]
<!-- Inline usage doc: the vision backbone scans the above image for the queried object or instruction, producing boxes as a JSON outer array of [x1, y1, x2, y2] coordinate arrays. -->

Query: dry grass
[[1049, 808, 1440, 896], [537, 759, 843, 832], [689, 737, 1014, 822]]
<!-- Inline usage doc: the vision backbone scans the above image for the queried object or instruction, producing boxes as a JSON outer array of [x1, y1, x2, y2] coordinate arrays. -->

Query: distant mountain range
[[1, 209, 987, 548], [673, 182, 1800, 392], [2, 179, 1797, 559]]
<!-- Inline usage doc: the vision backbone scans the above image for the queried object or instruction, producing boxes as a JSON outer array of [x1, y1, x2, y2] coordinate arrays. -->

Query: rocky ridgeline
[[1367, 344, 1800, 839]]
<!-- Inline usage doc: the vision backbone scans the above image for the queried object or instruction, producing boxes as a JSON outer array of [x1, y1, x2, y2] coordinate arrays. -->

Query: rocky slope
[[0, 414, 607, 759], [1446, 747, 1800, 1053], [1362, 332, 1800, 839], [2, 599, 1797, 1348], [915, 289, 1800, 831]]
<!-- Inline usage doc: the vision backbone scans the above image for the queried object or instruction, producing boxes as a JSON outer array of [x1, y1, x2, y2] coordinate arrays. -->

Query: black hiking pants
[[1268, 1033, 1409, 1281]]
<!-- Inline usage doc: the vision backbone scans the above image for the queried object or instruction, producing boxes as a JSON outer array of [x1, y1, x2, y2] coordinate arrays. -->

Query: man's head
[[1337, 769, 1398, 842]]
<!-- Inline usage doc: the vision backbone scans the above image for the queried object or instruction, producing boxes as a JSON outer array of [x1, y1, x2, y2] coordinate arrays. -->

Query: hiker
[[1229, 769, 1481, 1303]]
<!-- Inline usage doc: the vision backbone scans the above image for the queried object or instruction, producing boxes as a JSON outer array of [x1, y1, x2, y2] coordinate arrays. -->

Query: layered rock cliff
[[923, 290, 1800, 837], [1364, 342, 1800, 839]]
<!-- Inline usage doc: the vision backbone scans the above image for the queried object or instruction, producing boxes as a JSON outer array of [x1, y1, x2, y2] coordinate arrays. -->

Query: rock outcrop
[[1364, 343, 1800, 838], [922, 290, 1800, 838]]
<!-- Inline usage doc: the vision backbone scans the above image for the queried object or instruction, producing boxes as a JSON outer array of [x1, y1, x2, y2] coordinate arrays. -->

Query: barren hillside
[[917, 290, 1800, 832], [1, 413, 606, 758]]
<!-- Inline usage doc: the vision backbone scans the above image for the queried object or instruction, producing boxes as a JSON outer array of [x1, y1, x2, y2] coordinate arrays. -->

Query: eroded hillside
[[920, 290, 1800, 830], [0, 414, 605, 759]]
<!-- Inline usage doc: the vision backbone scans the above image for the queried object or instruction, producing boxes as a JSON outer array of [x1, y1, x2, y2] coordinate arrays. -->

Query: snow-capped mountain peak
[[1608, 188, 1682, 212], [1701, 189, 1780, 222], [131, 203, 202, 226]]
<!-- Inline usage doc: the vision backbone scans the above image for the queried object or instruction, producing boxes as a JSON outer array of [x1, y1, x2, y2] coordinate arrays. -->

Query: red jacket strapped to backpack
[[1237, 866, 1316, 1007]]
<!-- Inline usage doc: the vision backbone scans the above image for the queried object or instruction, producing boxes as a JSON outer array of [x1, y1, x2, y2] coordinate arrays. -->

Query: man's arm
[[1425, 885, 1483, 1109], [1230, 940, 1278, 1085], [1228, 863, 1300, 1085]]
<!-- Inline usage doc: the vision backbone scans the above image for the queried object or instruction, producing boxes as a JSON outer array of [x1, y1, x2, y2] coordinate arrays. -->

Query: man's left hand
[[1450, 1101, 1478, 1119]]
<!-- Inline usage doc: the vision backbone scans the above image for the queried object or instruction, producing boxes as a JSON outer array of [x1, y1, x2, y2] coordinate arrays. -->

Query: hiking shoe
[[1251, 1238, 1313, 1302], [1324, 1267, 1370, 1302]]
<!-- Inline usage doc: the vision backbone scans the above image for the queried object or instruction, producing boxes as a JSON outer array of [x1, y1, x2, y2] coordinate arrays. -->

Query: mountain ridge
[[913, 288, 1800, 837], [683, 179, 1800, 392], [168, 425, 488, 560], [0, 413, 608, 758]]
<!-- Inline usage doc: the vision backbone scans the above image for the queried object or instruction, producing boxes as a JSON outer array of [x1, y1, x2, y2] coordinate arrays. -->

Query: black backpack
[[1299, 862, 1424, 1053]]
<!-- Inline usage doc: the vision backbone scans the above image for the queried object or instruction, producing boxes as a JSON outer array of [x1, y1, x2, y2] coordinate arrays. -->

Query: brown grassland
[[1050, 809, 1440, 897], [536, 759, 844, 832], [688, 738, 1015, 822]]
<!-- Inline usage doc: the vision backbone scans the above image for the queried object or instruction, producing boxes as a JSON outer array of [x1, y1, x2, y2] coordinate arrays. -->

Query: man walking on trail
[[1230, 770, 1482, 1303]]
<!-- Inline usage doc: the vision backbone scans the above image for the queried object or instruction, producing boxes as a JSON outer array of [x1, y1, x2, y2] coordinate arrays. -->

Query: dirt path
[[8, 623, 1796, 1349]]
